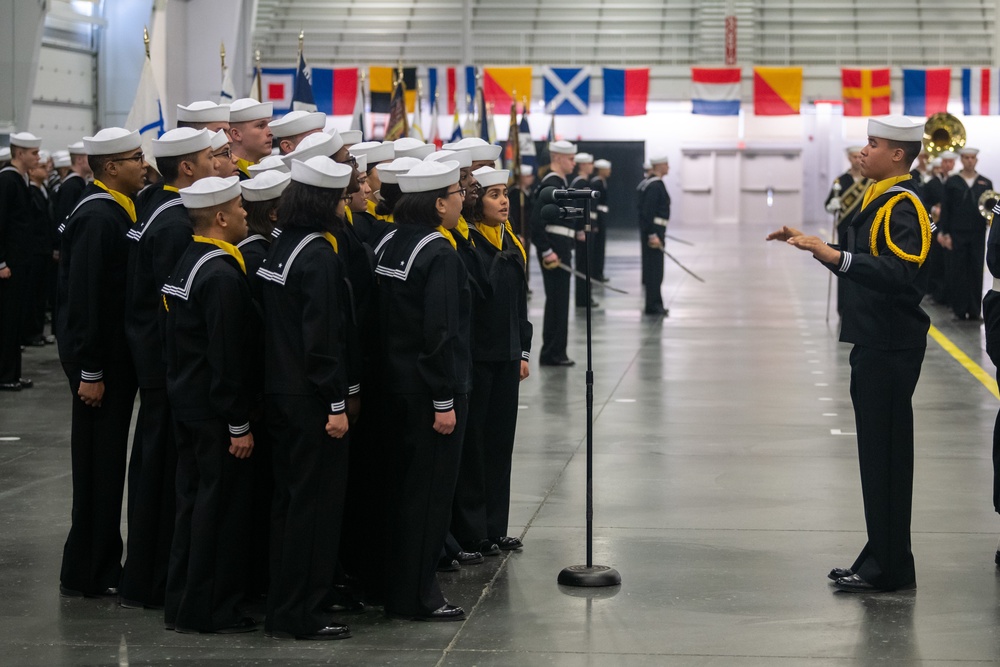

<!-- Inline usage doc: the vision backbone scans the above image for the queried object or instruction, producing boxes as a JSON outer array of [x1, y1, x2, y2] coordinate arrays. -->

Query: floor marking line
[[927, 324, 1000, 401]]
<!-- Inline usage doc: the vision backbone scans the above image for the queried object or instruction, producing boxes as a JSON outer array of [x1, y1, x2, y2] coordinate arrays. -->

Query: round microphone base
[[557, 564, 622, 588]]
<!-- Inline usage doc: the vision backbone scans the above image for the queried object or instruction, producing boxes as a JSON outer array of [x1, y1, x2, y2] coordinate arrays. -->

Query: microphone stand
[[557, 190, 622, 588]]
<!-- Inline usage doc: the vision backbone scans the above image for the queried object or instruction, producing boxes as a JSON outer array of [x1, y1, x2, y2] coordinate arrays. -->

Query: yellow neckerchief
[[455, 215, 471, 242], [94, 179, 136, 223], [345, 208, 353, 225], [860, 173, 912, 212], [322, 231, 339, 254], [436, 226, 458, 250], [475, 220, 528, 264], [366, 198, 389, 221], [163, 184, 179, 194], [235, 158, 253, 179], [868, 189, 932, 266], [193, 235, 246, 274], [505, 221, 527, 263]]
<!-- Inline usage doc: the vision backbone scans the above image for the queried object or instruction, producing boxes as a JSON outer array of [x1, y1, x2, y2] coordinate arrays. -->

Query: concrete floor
[[2, 219, 999, 666]]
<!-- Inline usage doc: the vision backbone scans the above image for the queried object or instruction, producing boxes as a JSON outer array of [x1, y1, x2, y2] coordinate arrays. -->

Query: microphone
[[542, 204, 583, 220], [553, 188, 599, 201]]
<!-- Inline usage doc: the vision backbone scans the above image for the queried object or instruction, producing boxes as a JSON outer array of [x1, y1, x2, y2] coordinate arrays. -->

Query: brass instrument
[[979, 189, 1000, 224], [923, 113, 966, 158]]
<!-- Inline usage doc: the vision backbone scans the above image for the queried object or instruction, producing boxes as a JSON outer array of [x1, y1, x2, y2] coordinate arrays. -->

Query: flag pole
[[298, 29, 304, 56], [255, 49, 262, 102], [220, 41, 226, 85], [143, 25, 150, 59]]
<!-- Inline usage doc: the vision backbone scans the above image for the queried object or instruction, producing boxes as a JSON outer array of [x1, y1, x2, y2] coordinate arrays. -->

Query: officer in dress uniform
[[824, 146, 871, 316], [258, 157, 355, 641], [269, 110, 326, 155], [638, 156, 671, 316], [591, 158, 612, 283], [121, 127, 217, 610], [938, 147, 993, 321], [161, 176, 258, 634], [768, 115, 931, 593], [56, 128, 147, 597], [228, 99, 273, 180], [374, 159, 471, 622], [0, 132, 42, 391], [531, 140, 577, 366], [571, 153, 596, 308]]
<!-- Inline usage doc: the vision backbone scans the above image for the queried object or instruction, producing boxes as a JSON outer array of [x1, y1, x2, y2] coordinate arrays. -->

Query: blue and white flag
[[125, 57, 164, 163], [292, 52, 317, 112], [543, 67, 590, 115], [220, 66, 236, 104]]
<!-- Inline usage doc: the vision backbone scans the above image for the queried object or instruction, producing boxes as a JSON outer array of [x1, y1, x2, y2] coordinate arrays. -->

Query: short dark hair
[[187, 206, 216, 232], [375, 182, 402, 216], [244, 198, 278, 238], [155, 151, 203, 183], [88, 154, 113, 179], [887, 140, 923, 166], [394, 188, 450, 228], [276, 180, 345, 232]]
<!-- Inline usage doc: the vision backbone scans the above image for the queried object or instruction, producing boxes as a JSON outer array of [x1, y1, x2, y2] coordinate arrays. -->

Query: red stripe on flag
[[332, 68, 357, 115], [692, 67, 740, 84], [982, 69, 991, 116], [925, 68, 951, 114], [623, 68, 649, 116], [447, 68, 456, 115]]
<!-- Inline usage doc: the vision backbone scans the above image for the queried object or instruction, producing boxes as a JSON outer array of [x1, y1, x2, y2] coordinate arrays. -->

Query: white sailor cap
[[650, 155, 670, 165], [939, 150, 959, 160], [354, 153, 367, 173], [179, 175, 242, 209], [594, 159, 611, 170], [10, 132, 42, 149], [38, 149, 51, 163], [846, 145, 865, 154], [643, 159, 652, 170], [426, 149, 472, 169], [177, 100, 230, 123], [248, 155, 290, 175], [375, 157, 424, 185], [520, 164, 534, 176], [290, 156, 352, 189], [269, 110, 327, 138], [548, 140, 577, 155], [959, 147, 979, 156], [397, 160, 460, 193], [442, 137, 502, 162], [0, 147, 10, 162], [241, 170, 292, 202], [209, 130, 229, 151], [84, 128, 141, 156], [52, 150, 72, 168], [393, 137, 435, 159], [931, 157, 943, 167], [282, 131, 345, 167], [152, 128, 213, 158], [229, 98, 273, 123], [472, 166, 509, 188], [340, 130, 363, 146], [350, 141, 394, 165], [68, 141, 87, 155], [867, 115, 923, 142], [574, 153, 594, 164]]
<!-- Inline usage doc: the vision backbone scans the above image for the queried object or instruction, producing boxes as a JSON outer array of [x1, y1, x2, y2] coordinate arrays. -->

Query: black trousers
[[538, 237, 572, 362], [267, 394, 349, 636], [575, 235, 591, 307], [848, 345, 924, 590], [20, 255, 47, 342], [384, 393, 467, 617], [246, 416, 272, 599], [453, 360, 520, 545], [983, 290, 1000, 513], [926, 234, 948, 303], [0, 266, 25, 383], [593, 219, 607, 281], [641, 230, 665, 311], [59, 362, 137, 594], [165, 417, 252, 631], [948, 229, 986, 319], [119, 386, 177, 607]]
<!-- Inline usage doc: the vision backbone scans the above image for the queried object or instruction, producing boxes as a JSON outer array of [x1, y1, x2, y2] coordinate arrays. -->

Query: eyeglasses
[[446, 187, 467, 198], [213, 149, 232, 160], [340, 193, 353, 202], [111, 154, 145, 164]]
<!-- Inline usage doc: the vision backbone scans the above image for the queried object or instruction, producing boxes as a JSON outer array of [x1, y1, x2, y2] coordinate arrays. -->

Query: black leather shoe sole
[[827, 567, 853, 581], [271, 625, 351, 640], [0, 383, 22, 392], [833, 574, 915, 593], [455, 551, 484, 565], [492, 536, 523, 551], [175, 617, 257, 634], [995, 550, 1000, 567], [437, 558, 460, 572], [60, 585, 118, 598]]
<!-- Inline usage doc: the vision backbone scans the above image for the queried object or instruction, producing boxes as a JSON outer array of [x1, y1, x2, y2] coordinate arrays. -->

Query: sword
[[555, 263, 630, 294], [661, 249, 706, 283], [665, 233, 694, 246]]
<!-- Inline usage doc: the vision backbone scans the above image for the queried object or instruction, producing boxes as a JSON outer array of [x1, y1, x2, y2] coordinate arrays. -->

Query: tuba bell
[[979, 189, 1000, 224], [923, 113, 966, 158]]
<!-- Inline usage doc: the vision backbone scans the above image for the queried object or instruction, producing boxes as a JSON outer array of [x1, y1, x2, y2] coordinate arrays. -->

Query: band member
[[162, 176, 257, 634], [938, 147, 993, 321], [591, 159, 612, 283], [825, 146, 871, 316], [121, 127, 218, 610], [375, 159, 470, 621], [258, 156, 355, 640], [454, 166, 531, 554], [269, 110, 327, 155], [0, 131, 42, 390], [572, 153, 596, 308], [57, 128, 146, 597], [923, 151, 957, 304], [227, 99, 273, 179], [768, 115, 930, 593], [638, 156, 671, 316], [531, 140, 577, 365]]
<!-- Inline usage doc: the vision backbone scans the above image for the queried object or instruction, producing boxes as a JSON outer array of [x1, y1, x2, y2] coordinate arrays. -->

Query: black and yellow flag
[[370, 66, 416, 113], [384, 76, 409, 141]]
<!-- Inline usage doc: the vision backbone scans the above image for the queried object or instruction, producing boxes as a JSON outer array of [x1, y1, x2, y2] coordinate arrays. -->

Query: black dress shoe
[[827, 567, 853, 581], [271, 623, 351, 640], [60, 585, 118, 598], [540, 357, 575, 367], [18, 378, 32, 389], [644, 307, 668, 316], [994, 550, 999, 567], [399, 603, 465, 622], [175, 616, 257, 634], [492, 536, 523, 551], [437, 557, 460, 572], [0, 383, 21, 392], [833, 574, 915, 593], [27, 336, 46, 347], [465, 540, 500, 557], [454, 550, 484, 565]]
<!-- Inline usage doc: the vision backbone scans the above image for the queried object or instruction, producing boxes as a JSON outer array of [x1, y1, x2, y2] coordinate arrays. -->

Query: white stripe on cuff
[[229, 422, 250, 436], [348, 384, 361, 395], [433, 398, 454, 412], [80, 370, 103, 382], [330, 400, 346, 413], [522, 351, 530, 360], [0, 262, 7, 270], [839, 251, 852, 273]]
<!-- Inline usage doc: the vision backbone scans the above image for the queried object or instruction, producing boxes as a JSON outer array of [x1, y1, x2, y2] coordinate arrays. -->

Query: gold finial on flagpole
[[143, 25, 150, 58], [298, 29, 304, 55], [220, 41, 226, 71], [254, 48, 261, 67]]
